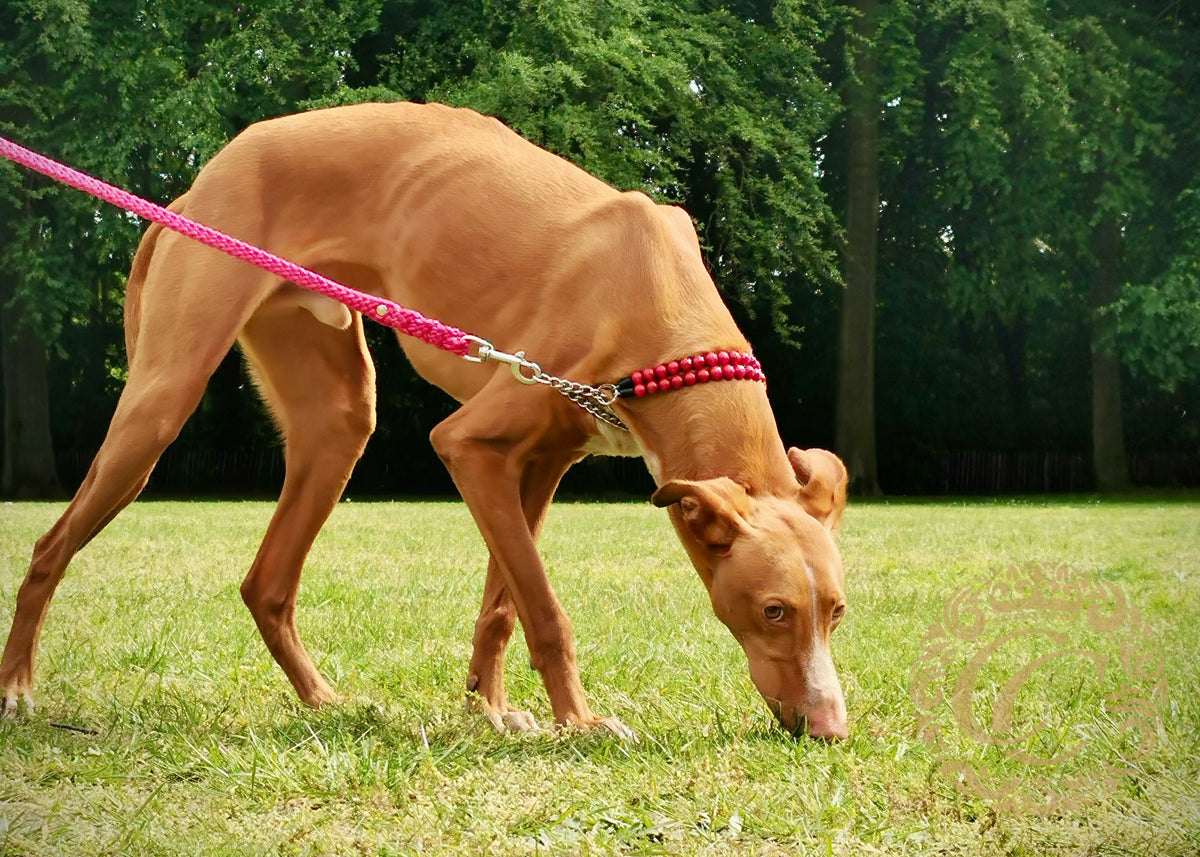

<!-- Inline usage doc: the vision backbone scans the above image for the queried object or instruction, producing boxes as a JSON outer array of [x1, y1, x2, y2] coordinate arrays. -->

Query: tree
[[338, 0, 841, 357], [4, 0, 1197, 499], [0, 0, 94, 498], [1094, 1, 1200, 427], [868, 0, 1192, 491], [0, 0, 381, 498], [835, 0, 882, 495]]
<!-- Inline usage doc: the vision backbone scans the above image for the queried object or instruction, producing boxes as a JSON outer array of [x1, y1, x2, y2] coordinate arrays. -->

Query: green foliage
[[1, 0, 1198, 490], [1107, 186, 1200, 391], [851, 0, 1200, 466], [337, 0, 842, 338], [1, 0, 382, 340], [0, 0, 383, 461]]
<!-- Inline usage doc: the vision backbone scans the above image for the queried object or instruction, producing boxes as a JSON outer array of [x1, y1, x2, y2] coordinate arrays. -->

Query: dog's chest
[[582, 419, 664, 483]]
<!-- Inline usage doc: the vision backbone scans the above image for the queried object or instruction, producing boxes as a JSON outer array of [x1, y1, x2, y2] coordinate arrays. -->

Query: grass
[[0, 495, 1197, 856]]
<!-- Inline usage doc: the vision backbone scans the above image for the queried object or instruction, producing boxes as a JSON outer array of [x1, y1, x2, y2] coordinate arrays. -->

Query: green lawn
[[1, 497, 1197, 856]]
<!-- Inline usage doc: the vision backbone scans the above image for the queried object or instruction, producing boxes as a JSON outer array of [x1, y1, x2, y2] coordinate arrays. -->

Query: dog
[[0, 102, 849, 740]]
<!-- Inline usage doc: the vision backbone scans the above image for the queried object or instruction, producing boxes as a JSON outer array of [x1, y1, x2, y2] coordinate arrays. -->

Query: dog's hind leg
[[235, 305, 375, 707], [466, 452, 577, 732], [0, 232, 261, 715]]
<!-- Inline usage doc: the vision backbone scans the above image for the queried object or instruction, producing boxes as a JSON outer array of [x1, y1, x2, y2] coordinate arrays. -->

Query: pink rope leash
[[1, 134, 764, 432], [0, 135, 472, 356]]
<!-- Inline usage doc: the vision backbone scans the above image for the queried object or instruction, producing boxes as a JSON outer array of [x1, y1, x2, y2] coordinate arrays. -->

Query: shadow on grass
[[254, 697, 839, 776]]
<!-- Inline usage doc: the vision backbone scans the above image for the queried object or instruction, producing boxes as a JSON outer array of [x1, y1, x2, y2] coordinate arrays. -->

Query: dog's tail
[[123, 194, 187, 363]]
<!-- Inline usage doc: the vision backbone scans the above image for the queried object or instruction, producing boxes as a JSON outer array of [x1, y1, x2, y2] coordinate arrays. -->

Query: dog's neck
[[622, 380, 796, 497]]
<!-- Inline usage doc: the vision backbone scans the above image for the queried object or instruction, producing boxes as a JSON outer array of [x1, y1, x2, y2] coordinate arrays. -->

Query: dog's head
[[652, 448, 849, 740]]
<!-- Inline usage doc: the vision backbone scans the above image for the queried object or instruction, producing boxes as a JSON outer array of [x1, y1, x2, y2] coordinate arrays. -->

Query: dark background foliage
[[2, 0, 1197, 499]]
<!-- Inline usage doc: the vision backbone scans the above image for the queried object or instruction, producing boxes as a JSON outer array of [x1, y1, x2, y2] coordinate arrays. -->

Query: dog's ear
[[788, 447, 848, 530], [788, 447, 815, 485], [651, 477, 752, 555]]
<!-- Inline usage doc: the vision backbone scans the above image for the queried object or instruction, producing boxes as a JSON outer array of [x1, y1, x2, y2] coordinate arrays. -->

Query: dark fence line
[[935, 450, 1200, 493], [936, 450, 1091, 493], [1128, 452, 1200, 487], [58, 446, 287, 496], [56, 446, 1200, 498]]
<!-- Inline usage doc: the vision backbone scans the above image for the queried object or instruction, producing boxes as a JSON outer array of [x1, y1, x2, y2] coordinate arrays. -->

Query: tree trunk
[[1, 295, 63, 499], [835, 0, 881, 495], [1089, 217, 1130, 492]]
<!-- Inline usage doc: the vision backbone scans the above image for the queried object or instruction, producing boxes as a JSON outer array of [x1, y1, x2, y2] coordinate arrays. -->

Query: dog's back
[[170, 102, 744, 400]]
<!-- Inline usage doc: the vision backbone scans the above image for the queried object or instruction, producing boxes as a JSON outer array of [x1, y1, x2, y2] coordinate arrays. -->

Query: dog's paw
[[467, 693, 540, 734], [298, 678, 342, 708], [1, 689, 34, 718], [500, 709, 539, 733], [481, 707, 540, 734], [594, 715, 637, 742]]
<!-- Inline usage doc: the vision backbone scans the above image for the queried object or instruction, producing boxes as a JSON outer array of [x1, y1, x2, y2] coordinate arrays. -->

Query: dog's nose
[[804, 712, 849, 742], [776, 696, 848, 741], [775, 706, 848, 741]]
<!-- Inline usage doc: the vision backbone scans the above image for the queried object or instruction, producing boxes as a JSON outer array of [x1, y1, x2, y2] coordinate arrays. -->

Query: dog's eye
[[831, 603, 846, 626], [764, 604, 786, 622]]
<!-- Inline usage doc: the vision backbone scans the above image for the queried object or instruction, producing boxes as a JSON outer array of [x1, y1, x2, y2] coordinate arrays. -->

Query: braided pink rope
[[0, 135, 472, 356]]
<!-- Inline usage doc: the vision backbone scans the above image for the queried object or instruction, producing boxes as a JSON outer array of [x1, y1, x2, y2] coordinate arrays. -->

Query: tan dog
[[0, 102, 848, 739]]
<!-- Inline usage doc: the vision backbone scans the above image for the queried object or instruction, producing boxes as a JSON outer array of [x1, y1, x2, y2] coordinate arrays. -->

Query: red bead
[[718, 350, 730, 365], [667, 360, 680, 375], [646, 380, 659, 394], [705, 352, 719, 367], [631, 370, 643, 385], [680, 356, 693, 371], [643, 367, 655, 382], [684, 371, 697, 385], [671, 375, 684, 389], [715, 365, 728, 380], [695, 354, 707, 368], [652, 365, 665, 380], [735, 365, 747, 379], [634, 384, 647, 397], [697, 368, 711, 383]]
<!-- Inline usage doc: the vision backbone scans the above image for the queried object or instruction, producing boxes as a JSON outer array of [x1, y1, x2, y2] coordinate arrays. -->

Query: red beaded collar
[[614, 350, 765, 399]]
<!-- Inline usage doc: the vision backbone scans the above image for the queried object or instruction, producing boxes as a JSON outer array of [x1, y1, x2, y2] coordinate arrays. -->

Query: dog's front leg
[[431, 391, 632, 739], [464, 453, 577, 732], [464, 556, 536, 732]]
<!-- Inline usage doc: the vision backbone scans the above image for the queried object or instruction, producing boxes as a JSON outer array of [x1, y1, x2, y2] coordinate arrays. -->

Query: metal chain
[[464, 336, 629, 430], [535, 373, 627, 430]]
